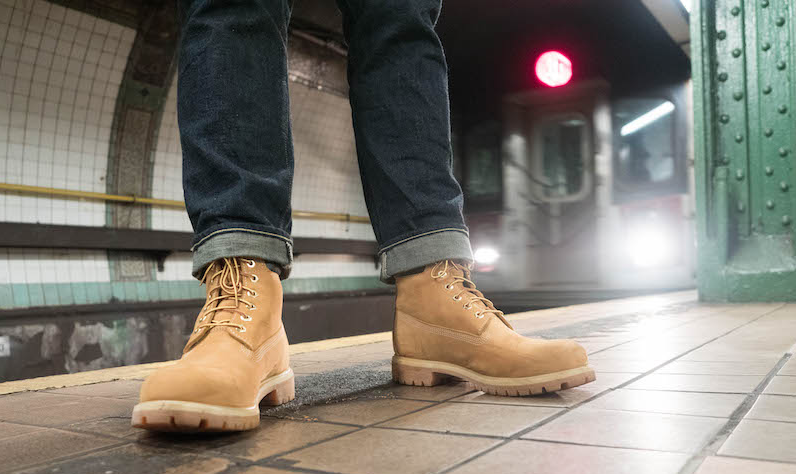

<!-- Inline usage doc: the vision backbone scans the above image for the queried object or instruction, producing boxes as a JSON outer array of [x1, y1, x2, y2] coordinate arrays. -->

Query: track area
[[2, 291, 796, 474]]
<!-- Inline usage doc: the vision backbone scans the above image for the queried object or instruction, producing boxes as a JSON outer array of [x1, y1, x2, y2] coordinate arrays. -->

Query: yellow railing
[[0, 183, 371, 224]]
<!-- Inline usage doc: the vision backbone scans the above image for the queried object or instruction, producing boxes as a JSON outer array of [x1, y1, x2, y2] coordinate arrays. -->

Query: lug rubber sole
[[392, 356, 596, 396], [131, 368, 295, 432]]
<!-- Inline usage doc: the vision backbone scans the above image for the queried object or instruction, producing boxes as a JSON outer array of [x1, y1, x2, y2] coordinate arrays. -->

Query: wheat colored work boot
[[132, 257, 294, 432], [392, 260, 595, 396]]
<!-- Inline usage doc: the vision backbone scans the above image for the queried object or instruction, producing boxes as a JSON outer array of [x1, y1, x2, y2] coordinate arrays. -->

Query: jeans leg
[[178, 0, 295, 279], [336, 0, 472, 283]]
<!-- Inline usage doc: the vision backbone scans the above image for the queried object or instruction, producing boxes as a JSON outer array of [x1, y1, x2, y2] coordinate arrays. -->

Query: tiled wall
[[0, 1, 383, 309], [0, 0, 135, 225]]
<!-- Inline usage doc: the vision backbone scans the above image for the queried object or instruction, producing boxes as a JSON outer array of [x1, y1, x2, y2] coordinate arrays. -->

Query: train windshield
[[614, 99, 676, 185]]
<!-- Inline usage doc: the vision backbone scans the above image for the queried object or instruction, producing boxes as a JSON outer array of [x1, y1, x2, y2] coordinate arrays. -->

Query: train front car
[[447, 0, 694, 309]]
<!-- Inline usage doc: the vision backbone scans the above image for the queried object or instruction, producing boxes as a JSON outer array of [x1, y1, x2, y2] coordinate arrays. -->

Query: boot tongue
[[443, 260, 514, 329]]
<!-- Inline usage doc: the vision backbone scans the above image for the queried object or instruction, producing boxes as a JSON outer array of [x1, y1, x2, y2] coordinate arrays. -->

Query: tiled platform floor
[[2, 291, 796, 473]]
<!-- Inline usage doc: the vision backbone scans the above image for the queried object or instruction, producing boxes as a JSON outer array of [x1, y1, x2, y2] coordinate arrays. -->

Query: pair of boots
[[132, 257, 594, 432]]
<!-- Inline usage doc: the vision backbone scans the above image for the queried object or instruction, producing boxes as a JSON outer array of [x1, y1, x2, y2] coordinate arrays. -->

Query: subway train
[[444, 0, 695, 309], [466, 77, 695, 306]]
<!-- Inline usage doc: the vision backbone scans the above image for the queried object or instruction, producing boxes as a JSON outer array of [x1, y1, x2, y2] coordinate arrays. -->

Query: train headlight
[[474, 247, 500, 266], [626, 221, 674, 268]]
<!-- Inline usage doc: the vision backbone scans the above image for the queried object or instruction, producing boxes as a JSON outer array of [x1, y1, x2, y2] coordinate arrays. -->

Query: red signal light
[[535, 51, 572, 87]]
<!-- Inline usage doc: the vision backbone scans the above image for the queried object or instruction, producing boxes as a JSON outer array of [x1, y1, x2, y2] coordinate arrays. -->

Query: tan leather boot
[[132, 257, 293, 432], [392, 260, 595, 396]]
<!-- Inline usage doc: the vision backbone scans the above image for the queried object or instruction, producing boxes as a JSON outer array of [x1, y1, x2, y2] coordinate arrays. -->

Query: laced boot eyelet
[[453, 295, 462, 301], [251, 274, 258, 282], [245, 259, 256, 268], [475, 311, 484, 318], [249, 305, 256, 310], [240, 315, 252, 322], [248, 290, 257, 297], [444, 283, 454, 291], [464, 303, 473, 310], [238, 326, 247, 333]]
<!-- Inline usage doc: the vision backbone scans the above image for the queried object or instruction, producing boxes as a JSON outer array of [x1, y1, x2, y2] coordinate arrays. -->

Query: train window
[[614, 99, 676, 186], [463, 121, 503, 211], [535, 114, 589, 200]]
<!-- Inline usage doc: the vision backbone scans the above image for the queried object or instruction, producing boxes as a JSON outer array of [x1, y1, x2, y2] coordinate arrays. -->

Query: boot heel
[[260, 375, 295, 406], [392, 358, 450, 387]]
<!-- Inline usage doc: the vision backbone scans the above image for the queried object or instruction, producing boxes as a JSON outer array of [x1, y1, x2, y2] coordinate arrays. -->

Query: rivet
[[783, 215, 791, 226], [766, 200, 775, 209], [731, 6, 741, 16], [720, 114, 730, 124], [780, 181, 789, 191], [763, 85, 772, 94], [779, 148, 789, 157], [717, 30, 727, 40], [765, 166, 774, 175], [779, 105, 788, 114], [777, 61, 787, 70], [722, 154, 731, 164], [737, 201, 746, 212], [736, 169, 745, 180], [764, 128, 774, 137], [761, 0, 769, 6], [762, 42, 771, 51], [732, 48, 742, 58], [718, 72, 729, 82], [733, 91, 744, 101], [735, 134, 744, 143], [776, 17, 786, 27]]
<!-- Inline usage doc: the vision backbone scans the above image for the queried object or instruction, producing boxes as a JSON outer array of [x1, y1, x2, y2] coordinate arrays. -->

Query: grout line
[[678, 352, 793, 474], [438, 303, 787, 474]]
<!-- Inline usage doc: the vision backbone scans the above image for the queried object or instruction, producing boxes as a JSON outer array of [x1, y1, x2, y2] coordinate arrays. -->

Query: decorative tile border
[[0, 276, 388, 309]]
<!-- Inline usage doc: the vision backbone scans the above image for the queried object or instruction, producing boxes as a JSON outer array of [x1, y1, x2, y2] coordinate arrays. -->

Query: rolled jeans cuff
[[379, 229, 473, 283], [191, 229, 293, 280]]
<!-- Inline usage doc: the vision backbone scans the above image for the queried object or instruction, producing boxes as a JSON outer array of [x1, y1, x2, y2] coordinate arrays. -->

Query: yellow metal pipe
[[0, 182, 370, 224]]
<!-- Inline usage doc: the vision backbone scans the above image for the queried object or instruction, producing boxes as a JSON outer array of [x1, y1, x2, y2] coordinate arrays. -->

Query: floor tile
[[379, 402, 560, 437], [627, 373, 763, 393], [524, 407, 726, 452], [719, 419, 796, 463], [764, 376, 796, 396], [589, 358, 657, 373], [278, 428, 498, 474], [369, 382, 474, 401], [588, 389, 745, 417], [779, 359, 796, 376], [450, 440, 689, 474], [0, 428, 119, 472], [181, 418, 356, 461], [747, 395, 796, 423], [286, 398, 432, 425], [21, 442, 230, 474], [0, 421, 44, 441], [657, 360, 778, 376], [0, 392, 134, 427], [695, 456, 796, 474], [67, 416, 141, 439], [47, 380, 143, 399]]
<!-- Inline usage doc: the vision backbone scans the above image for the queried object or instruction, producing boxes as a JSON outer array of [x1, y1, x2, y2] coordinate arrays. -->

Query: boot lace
[[431, 260, 504, 319], [193, 257, 258, 334]]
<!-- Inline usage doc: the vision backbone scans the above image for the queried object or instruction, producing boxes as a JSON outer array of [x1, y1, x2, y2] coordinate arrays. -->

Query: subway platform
[[1, 291, 796, 474]]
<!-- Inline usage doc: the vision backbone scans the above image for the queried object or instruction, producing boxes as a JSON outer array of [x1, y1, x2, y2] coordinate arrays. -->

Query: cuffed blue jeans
[[179, 0, 472, 283]]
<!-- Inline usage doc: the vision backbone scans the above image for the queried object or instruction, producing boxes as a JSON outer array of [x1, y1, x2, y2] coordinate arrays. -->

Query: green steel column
[[694, 0, 796, 301]]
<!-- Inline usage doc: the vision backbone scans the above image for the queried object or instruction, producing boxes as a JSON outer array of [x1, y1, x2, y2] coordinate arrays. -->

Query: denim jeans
[[179, 0, 472, 283]]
